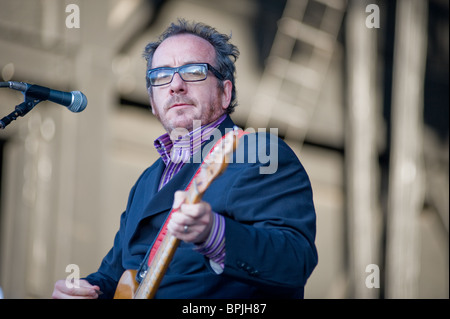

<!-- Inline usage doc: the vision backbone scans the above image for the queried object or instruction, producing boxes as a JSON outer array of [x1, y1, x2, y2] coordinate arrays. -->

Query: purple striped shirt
[[154, 114, 227, 271]]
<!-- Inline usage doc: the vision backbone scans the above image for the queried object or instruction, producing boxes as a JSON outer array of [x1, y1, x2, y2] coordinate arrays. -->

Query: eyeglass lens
[[149, 64, 208, 86]]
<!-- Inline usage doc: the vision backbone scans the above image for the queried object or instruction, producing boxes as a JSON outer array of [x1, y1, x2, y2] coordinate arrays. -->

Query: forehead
[[152, 33, 216, 67]]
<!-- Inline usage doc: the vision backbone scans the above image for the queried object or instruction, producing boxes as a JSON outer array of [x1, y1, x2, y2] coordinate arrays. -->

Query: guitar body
[[114, 270, 138, 299]]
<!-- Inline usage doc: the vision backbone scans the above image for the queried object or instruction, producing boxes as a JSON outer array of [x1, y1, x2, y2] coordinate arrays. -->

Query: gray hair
[[143, 19, 240, 114]]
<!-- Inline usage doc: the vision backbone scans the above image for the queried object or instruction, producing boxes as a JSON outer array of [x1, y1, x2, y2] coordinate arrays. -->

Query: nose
[[170, 72, 187, 95]]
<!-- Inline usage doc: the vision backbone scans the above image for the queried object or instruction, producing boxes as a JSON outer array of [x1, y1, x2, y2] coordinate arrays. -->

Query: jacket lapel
[[138, 115, 236, 221], [141, 160, 201, 220]]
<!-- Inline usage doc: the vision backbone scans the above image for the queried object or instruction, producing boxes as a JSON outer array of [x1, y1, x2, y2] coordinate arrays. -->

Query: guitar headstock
[[190, 127, 240, 199]]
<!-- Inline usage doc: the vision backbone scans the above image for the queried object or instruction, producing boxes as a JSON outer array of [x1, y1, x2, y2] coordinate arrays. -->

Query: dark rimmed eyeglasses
[[147, 63, 225, 87]]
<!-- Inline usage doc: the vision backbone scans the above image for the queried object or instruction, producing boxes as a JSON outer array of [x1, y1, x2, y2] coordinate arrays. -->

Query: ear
[[148, 88, 156, 115], [221, 80, 233, 111], [150, 103, 155, 115]]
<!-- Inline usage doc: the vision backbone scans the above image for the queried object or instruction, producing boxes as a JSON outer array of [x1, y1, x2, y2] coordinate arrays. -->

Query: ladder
[[246, 0, 347, 144]]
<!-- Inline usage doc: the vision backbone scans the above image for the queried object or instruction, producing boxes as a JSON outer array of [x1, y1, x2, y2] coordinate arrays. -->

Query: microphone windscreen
[[68, 91, 88, 112]]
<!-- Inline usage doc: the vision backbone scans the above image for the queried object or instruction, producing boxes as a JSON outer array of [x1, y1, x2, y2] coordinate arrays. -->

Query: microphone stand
[[0, 82, 43, 129]]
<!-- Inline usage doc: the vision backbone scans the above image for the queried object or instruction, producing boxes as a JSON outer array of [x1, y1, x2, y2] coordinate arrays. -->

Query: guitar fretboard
[[132, 128, 240, 299]]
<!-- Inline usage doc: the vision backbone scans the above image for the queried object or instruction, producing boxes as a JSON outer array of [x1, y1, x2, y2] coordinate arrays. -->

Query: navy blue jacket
[[86, 116, 318, 298]]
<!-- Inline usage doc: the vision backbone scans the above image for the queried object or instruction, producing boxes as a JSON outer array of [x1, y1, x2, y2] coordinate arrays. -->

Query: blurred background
[[0, 0, 448, 299]]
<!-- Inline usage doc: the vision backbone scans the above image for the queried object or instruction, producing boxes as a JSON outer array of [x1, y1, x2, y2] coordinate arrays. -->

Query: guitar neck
[[133, 181, 203, 299], [134, 234, 180, 299], [132, 128, 240, 299]]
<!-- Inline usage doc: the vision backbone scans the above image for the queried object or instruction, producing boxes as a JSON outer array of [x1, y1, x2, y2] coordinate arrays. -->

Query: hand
[[167, 190, 214, 244], [52, 279, 101, 299]]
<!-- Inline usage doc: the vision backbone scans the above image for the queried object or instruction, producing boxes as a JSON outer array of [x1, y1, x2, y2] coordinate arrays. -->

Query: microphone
[[5, 81, 87, 112]]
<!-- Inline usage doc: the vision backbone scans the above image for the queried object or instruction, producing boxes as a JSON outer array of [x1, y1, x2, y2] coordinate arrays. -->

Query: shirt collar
[[154, 114, 227, 165]]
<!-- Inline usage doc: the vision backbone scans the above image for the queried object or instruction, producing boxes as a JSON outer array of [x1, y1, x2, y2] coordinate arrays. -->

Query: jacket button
[[249, 269, 259, 276]]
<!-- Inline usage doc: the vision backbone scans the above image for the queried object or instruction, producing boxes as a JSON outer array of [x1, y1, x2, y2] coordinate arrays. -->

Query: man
[[52, 19, 317, 299]]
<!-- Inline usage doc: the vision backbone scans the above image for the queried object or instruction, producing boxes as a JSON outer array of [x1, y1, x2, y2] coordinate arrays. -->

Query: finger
[[172, 191, 187, 210], [54, 290, 99, 299], [169, 202, 212, 233], [52, 279, 100, 299], [79, 280, 102, 296], [179, 203, 210, 220], [168, 212, 191, 232], [168, 211, 212, 244], [78, 279, 97, 289]]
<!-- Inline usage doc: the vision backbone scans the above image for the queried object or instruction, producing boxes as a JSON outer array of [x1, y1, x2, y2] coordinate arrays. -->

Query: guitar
[[113, 127, 242, 299]]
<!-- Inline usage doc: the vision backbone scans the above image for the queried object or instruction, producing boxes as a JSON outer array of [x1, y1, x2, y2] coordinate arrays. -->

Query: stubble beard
[[161, 102, 222, 134]]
